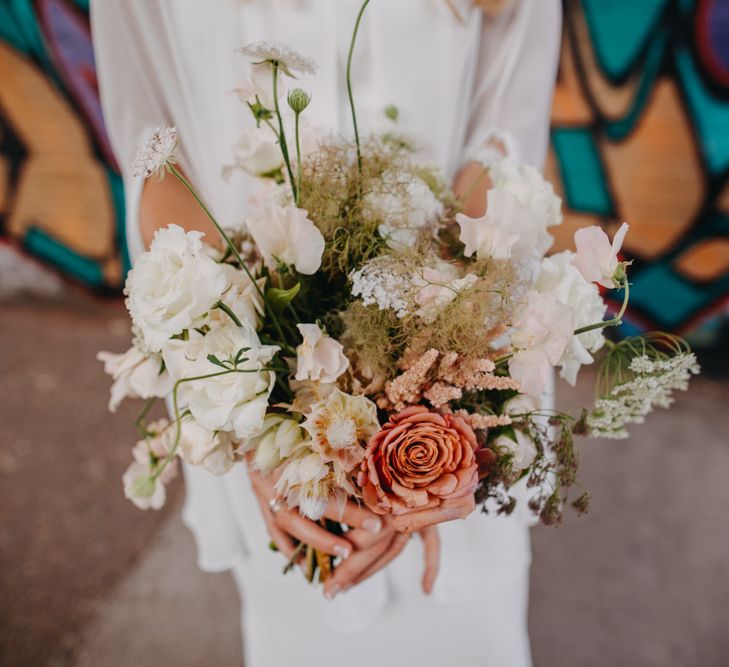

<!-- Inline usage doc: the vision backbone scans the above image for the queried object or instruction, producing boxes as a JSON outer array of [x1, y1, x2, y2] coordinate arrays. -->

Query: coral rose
[[358, 406, 479, 532]]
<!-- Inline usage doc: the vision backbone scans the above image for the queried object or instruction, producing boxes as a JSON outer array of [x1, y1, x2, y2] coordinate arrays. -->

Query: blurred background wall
[[2, 0, 729, 348]]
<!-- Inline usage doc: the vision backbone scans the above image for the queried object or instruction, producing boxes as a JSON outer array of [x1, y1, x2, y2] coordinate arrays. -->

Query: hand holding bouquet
[[99, 1, 699, 586]]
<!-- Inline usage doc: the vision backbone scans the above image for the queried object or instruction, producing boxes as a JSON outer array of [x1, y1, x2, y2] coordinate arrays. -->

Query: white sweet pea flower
[[245, 414, 308, 473], [493, 430, 537, 471], [132, 126, 178, 179], [176, 415, 240, 475], [456, 189, 548, 263], [536, 251, 607, 385], [226, 125, 283, 179], [246, 202, 325, 275], [572, 222, 629, 288], [413, 265, 478, 323], [509, 290, 574, 396], [97, 345, 172, 412], [124, 224, 227, 352], [295, 324, 349, 384], [122, 420, 177, 510], [210, 264, 266, 330], [162, 323, 278, 440], [489, 159, 563, 231]]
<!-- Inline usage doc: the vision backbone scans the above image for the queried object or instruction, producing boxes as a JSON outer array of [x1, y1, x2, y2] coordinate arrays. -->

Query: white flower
[[503, 393, 540, 417], [245, 414, 307, 473], [162, 323, 278, 439], [412, 265, 478, 323], [509, 290, 575, 396], [210, 264, 266, 330], [124, 225, 228, 352], [456, 189, 547, 263], [572, 222, 629, 289], [275, 450, 336, 520], [535, 251, 607, 385], [97, 345, 173, 412], [227, 125, 283, 178], [122, 420, 177, 510], [350, 257, 413, 318], [245, 202, 325, 275], [238, 41, 318, 76], [176, 415, 240, 475], [295, 324, 349, 384], [366, 171, 443, 248], [489, 159, 563, 231], [493, 431, 537, 471], [302, 389, 379, 483], [132, 126, 179, 179]]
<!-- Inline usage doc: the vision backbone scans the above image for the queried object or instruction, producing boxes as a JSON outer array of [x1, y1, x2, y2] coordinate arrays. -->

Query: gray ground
[[1, 284, 728, 667]]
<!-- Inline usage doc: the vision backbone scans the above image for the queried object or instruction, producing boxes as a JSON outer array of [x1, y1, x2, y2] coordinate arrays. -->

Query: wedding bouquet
[[99, 2, 699, 583]]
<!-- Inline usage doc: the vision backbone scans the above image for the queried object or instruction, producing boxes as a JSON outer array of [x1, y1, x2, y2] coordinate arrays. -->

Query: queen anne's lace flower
[[238, 41, 318, 76], [587, 352, 700, 439], [132, 126, 179, 179], [350, 258, 413, 318]]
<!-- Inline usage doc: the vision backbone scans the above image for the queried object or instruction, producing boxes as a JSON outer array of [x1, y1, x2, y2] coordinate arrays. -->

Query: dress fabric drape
[[91, 1, 561, 664]]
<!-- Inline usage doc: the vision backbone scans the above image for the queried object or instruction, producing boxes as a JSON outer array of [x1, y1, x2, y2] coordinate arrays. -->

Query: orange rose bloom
[[358, 406, 479, 521]]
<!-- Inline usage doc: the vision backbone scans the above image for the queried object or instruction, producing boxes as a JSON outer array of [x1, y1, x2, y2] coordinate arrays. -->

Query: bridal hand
[[390, 494, 476, 534]]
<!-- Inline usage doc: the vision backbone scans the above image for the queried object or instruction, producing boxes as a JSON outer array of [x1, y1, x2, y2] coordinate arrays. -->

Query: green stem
[[134, 397, 157, 437], [215, 301, 242, 327], [346, 0, 371, 176], [272, 64, 298, 203], [574, 278, 630, 336], [294, 110, 303, 203]]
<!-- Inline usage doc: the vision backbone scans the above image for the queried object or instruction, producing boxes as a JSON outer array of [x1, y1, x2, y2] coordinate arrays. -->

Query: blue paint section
[[675, 47, 729, 174], [582, 0, 668, 82], [708, 0, 729, 70], [24, 227, 104, 287], [552, 128, 612, 216]]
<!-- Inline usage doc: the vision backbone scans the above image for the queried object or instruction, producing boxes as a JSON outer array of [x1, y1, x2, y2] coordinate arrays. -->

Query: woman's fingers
[[391, 495, 475, 534], [344, 524, 394, 551], [419, 526, 440, 595], [349, 533, 410, 590], [322, 534, 396, 599], [274, 509, 352, 559], [321, 500, 383, 534]]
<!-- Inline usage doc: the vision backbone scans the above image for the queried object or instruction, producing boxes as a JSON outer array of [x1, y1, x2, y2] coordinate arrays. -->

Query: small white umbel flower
[[132, 125, 179, 179]]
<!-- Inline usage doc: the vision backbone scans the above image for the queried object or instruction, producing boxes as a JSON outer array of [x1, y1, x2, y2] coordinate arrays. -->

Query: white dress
[[91, 1, 561, 665]]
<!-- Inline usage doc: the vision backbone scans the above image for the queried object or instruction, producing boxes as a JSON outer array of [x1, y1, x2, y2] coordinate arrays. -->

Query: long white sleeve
[[464, 0, 562, 169]]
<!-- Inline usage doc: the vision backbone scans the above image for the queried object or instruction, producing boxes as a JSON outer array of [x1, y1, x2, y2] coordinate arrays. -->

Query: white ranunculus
[[456, 189, 548, 263], [412, 265, 479, 323], [295, 323, 349, 384], [245, 414, 307, 473], [229, 125, 283, 178], [493, 431, 537, 471], [162, 323, 278, 440], [176, 415, 240, 475], [509, 290, 575, 396], [367, 171, 443, 248], [124, 225, 227, 352], [489, 159, 563, 231], [210, 264, 266, 330], [246, 202, 325, 274], [536, 250, 607, 385], [97, 345, 173, 412]]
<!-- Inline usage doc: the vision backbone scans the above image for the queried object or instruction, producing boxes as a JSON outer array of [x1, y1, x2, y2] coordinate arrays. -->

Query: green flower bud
[[384, 104, 399, 122], [287, 88, 311, 114]]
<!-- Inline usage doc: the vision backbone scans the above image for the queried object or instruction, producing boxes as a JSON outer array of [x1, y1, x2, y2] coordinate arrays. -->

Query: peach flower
[[358, 406, 479, 530]]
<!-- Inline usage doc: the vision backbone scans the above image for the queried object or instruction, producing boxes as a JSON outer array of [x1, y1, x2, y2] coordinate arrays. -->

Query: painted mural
[[1, 0, 728, 337]]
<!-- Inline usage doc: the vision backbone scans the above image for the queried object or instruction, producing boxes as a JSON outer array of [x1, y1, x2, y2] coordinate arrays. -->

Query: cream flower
[[294, 324, 349, 384], [245, 414, 308, 473], [246, 202, 325, 275], [132, 126, 178, 179], [412, 265, 478, 323], [302, 389, 380, 483], [122, 420, 177, 510], [456, 189, 545, 263], [536, 251, 607, 385], [162, 323, 278, 439], [509, 291, 575, 396], [572, 222, 629, 288], [227, 125, 283, 178], [210, 264, 266, 330], [275, 450, 338, 520], [97, 345, 172, 412], [176, 415, 240, 475], [238, 41, 318, 76], [124, 224, 227, 352], [493, 431, 537, 471]]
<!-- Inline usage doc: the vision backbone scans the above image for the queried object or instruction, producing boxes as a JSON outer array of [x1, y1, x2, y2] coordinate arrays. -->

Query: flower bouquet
[[99, 1, 699, 584]]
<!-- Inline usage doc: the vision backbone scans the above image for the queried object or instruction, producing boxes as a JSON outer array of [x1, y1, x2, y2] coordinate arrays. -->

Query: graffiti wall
[[1, 0, 728, 336]]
